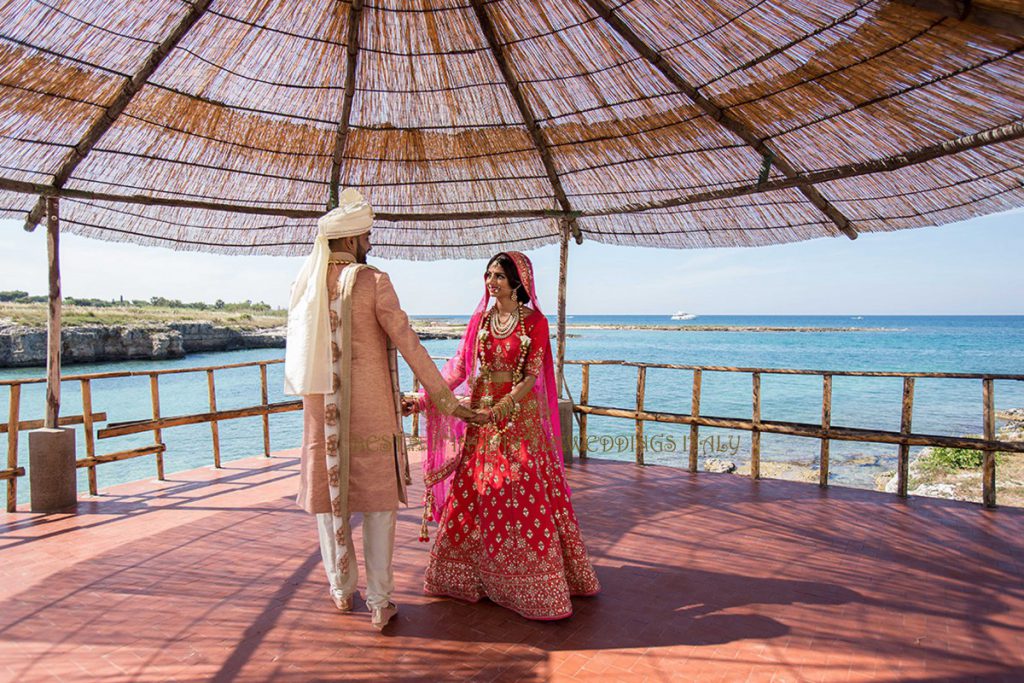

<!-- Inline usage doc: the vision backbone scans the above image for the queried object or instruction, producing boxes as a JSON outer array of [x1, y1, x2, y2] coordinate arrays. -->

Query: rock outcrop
[[0, 321, 286, 367]]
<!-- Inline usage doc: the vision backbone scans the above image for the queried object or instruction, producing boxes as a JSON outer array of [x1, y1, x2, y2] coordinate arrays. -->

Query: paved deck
[[1, 452, 1022, 682]]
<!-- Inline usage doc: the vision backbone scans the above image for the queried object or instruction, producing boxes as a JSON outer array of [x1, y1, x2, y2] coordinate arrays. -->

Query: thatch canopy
[[0, 0, 1021, 260]]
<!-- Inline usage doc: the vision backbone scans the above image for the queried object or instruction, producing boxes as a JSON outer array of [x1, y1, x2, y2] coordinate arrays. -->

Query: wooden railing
[[1, 359, 299, 512], [6, 356, 1023, 512], [568, 360, 1024, 508]]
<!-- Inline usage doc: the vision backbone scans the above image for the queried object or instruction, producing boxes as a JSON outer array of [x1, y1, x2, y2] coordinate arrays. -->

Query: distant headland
[[0, 292, 893, 368]]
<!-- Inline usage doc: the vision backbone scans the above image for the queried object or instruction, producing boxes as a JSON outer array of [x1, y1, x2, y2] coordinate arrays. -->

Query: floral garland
[[476, 301, 531, 448]]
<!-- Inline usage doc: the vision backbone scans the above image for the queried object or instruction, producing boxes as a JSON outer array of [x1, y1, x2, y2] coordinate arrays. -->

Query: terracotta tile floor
[[1, 452, 1022, 682]]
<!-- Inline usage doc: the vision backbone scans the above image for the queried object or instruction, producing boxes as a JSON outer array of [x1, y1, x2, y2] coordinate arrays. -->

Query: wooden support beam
[[579, 364, 590, 459], [5, 385, 20, 512], [635, 366, 646, 465], [556, 220, 570, 397], [98, 400, 303, 439], [689, 369, 701, 472], [897, 377, 915, 497], [328, 0, 364, 210], [45, 198, 61, 428], [0, 468, 26, 482], [751, 372, 761, 479], [150, 374, 165, 480], [24, 1, 213, 231], [259, 364, 271, 457], [982, 378, 996, 508], [2, 121, 1018, 227], [894, 0, 1024, 36], [470, 0, 580, 236], [584, 0, 858, 238], [820, 374, 833, 487], [77, 444, 166, 469], [1, 412, 106, 434], [585, 121, 1024, 219], [81, 379, 97, 495], [207, 369, 221, 468]]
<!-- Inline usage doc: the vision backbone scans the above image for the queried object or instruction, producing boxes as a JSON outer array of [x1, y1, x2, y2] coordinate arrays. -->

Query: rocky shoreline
[[0, 321, 468, 367]]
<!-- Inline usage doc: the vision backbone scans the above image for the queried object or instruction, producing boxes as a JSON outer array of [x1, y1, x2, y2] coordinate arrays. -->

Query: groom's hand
[[453, 404, 476, 422]]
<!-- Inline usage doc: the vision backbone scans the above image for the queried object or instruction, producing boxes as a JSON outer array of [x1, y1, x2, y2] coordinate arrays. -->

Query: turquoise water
[[3, 315, 1023, 503]]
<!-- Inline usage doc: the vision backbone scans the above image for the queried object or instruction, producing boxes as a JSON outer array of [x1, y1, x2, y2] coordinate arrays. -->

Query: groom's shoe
[[331, 591, 354, 612], [370, 602, 398, 631]]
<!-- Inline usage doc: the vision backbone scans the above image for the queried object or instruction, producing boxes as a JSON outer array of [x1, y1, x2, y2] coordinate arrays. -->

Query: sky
[[1, 208, 1021, 315]]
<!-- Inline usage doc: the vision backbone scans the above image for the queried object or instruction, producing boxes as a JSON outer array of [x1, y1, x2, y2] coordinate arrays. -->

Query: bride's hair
[[486, 253, 531, 305]]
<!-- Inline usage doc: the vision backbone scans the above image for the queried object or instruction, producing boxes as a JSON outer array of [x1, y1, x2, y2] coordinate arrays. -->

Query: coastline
[[0, 319, 890, 368], [0, 321, 464, 368]]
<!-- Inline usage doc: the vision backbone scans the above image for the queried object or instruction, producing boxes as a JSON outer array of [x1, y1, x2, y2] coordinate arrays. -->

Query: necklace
[[489, 305, 519, 339]]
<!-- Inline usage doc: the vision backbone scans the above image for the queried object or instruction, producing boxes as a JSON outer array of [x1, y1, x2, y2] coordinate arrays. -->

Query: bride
[[406, 251, 600, 620]]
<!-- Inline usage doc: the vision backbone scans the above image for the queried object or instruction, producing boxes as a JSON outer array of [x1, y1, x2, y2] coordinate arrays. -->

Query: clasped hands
[[401, 394, 489, 425]]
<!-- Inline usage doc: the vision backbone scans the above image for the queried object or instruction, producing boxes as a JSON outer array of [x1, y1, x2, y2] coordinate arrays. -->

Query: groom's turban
[[284, 189, 375, 395]]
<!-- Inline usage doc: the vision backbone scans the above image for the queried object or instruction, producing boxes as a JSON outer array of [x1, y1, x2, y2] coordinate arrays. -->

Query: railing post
[[751, 372, 761, 479], [411, 377, 421, 439], [689, 369, 701, 473], [579, 364, 589, 459], [207, 369, 221, 468], [6, 384, 21, 512], [81, 379, 98, 495], [820, 374, 832, 487], [635, 365, 646, 465], [150, 374, 165, 480], [982, 378, 996, 508], [898, 377, 915, 498], [259, 363, 271, 457]]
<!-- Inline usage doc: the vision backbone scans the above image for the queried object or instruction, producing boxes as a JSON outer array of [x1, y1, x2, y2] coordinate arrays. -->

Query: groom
[[284, 188, 476, 630]]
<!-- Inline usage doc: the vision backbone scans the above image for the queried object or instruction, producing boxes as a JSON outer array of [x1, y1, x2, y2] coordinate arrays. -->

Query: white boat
[[671, 311, 697, 320]]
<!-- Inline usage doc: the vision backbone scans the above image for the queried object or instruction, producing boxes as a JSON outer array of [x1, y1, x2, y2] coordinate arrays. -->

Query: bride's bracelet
[[490, 395, 518, 421]]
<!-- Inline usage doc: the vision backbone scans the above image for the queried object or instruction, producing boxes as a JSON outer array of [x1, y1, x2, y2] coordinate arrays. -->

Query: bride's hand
[[401, 397, 417, 416], [469, 409, 490, 425]]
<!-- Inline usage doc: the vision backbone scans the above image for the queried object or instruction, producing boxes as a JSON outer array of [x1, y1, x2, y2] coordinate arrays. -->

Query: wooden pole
[[820, 374, 832, 487], [259, 364, 271, 457], [579, 364, 589, 459], [328, 0, 364, 209], [635, 366, 646, 465], [898, 377, 915, 497], [207, 370, 221, 468], [44, 197, 61, 429], [689, 369, 701, 472], [556, 219, 569, 398], [982, 378, 996, 508], [81, 379, 97, 495], [150, 374, 165, 479], [411, 377, 421, 439], [6, 385, 20, 512], [751, 372, 761, 479]]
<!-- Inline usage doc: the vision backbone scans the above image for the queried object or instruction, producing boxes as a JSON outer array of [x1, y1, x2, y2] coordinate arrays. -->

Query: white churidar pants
[[315, 510, 396, 610]]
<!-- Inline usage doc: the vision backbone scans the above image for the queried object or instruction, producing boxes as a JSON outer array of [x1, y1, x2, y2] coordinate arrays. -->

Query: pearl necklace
[[489, 305, 519, 339]]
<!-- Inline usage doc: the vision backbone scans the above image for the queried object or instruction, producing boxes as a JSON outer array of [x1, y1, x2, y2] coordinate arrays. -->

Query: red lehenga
[[419, 253, 599, 621]]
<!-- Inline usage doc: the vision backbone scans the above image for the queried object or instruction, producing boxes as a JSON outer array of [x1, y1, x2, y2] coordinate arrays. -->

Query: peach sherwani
[[297, 258, 458, 514]]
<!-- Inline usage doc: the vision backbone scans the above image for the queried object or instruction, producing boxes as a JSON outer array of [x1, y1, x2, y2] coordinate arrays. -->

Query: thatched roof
[[0, 0, 1021, 260]]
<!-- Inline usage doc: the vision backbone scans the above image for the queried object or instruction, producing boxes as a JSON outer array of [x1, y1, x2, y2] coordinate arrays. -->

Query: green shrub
[[920, 446, 1005, 471]]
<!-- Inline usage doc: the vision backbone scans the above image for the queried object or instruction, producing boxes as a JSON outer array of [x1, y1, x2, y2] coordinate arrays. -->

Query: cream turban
[[284, 189, 374, 395]]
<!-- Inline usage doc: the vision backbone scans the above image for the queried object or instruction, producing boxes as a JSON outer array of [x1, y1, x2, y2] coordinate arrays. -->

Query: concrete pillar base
[[558, 398, 574, 465], [29, 427, 77, 513]]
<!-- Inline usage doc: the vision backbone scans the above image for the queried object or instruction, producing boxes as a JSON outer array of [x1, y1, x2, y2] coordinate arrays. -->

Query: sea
[[3, 315, 1023, 505]]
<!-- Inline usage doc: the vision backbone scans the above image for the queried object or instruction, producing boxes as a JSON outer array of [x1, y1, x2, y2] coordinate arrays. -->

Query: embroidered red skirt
[[424, 390, 600, 620]]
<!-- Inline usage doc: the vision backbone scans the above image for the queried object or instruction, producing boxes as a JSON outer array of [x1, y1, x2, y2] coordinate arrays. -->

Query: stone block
[[28, 427, 77, 513]]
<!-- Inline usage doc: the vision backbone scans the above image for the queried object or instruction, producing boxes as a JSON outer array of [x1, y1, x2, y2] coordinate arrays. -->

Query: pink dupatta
[[419, 252, 563, 540]]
